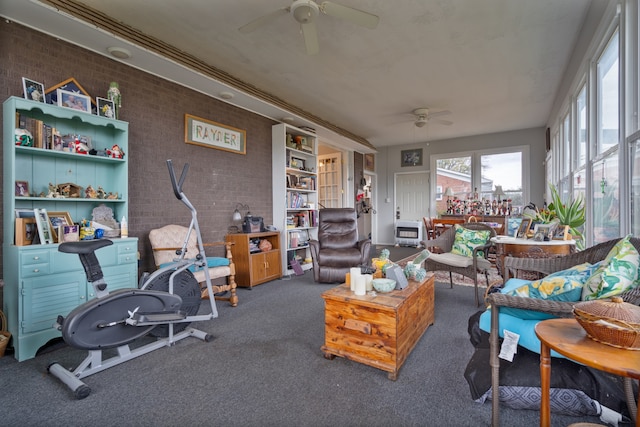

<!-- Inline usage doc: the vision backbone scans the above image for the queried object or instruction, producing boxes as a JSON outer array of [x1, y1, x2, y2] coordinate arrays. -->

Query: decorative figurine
[[107, 144, 124, 159], [97, 186, 107, 199], [14, 128, 33, 146], [74, 137, 90, 154], [107, 82, 121, 119], [85, 185, 97, 199]]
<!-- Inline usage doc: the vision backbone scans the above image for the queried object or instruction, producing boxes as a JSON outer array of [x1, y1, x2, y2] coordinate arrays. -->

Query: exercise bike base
[[49, 326, 211, 399]]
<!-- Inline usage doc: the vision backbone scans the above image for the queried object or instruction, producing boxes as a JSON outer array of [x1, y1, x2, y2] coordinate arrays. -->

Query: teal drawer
[[21, 250, 50, 266], [21, 262, 50, 278], [117, 242, 137, 255]]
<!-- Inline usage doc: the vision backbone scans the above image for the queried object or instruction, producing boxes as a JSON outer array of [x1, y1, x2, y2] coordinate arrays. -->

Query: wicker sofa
[[485, 236, 640, 427]]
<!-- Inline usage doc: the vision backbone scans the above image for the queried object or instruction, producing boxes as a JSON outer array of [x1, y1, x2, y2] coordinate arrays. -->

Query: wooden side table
[[535, 318, 640, 427]]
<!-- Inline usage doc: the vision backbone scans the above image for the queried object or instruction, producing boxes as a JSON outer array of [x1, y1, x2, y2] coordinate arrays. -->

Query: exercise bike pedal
[[127, 310, 188, 325]]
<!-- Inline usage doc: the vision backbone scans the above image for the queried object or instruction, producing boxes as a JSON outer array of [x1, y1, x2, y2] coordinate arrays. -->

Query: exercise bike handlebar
[[166, 159, 189, 200]]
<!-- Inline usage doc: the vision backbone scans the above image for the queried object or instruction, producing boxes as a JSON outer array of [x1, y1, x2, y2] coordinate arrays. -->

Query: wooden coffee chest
[[321, 274, 435, 380]]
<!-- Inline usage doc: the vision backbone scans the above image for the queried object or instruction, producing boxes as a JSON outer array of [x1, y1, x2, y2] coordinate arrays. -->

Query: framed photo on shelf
[[48, 211, 73, 243], [22, 78, 45, 102], [552, 224, 570, 240], [516, 218, 532, 239], [96, 97, 116, 118], [62, 224, 80, 242], [15, 208, 36, 218], [57, 89, 91, 113], [34, 208, 54, 245], [45, 77, 94, 106], [15, 218, 37, 246], [15, 180, 29, 197], [290, 157, 306, 170], [401, 149, 423, 167]]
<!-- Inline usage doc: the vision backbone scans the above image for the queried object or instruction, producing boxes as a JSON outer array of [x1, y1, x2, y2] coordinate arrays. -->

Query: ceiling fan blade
[[434, 119, 453, 126], [301, 22, 319, 55], [320, 1, 380, 29], [239, 7, 289, 34], [428, 110, 452, 119]]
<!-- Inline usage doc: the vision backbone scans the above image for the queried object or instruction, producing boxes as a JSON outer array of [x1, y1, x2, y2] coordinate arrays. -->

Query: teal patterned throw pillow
[[581, 235, 640, 300], [450, 224, 491, 258]]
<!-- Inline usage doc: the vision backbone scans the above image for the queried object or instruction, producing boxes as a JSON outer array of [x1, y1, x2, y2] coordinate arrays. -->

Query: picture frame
[[15, 218, 37, 246], [45, 77, 95, 106], [62, 224, 80, 242], [364, 153, 375, 172], [516, 218, 532, 239], [22, 78, 45, 102], [15, 180, 29, 197], [34, 208, 54, 245], [507, 216, 523, 237], [96, 97, 116, 119], [15, 208, 36, 218], [533, 223, 555, 242], [552, 224, 570, 240], [184, 114, 246, 154], [57, 89, 91, 113], [290, 156, 306, 170], [401, 148, 423, 167], [48, 211, 73, 243]]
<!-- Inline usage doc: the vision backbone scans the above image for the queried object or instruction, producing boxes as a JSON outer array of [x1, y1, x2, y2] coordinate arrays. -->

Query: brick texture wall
[[0, 21, 276, 275]]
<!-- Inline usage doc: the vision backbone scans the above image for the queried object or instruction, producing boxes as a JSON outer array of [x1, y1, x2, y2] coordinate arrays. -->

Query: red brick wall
[[0, 22, 276, 275]]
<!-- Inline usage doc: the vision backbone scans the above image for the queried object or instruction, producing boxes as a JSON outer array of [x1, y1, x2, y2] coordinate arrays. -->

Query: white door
[[396, 172, 429, 221], [318, 153, 342, 208]]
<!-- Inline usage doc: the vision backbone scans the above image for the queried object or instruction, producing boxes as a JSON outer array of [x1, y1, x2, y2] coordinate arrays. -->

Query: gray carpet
[[0, 271, 601, 426]]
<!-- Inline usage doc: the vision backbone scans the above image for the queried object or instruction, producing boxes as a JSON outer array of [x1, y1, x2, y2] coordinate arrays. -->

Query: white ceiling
[[2, 0, 593, 149]]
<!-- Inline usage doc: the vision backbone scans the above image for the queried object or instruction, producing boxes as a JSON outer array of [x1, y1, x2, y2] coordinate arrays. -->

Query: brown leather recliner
[[309, 208, 371, 283]]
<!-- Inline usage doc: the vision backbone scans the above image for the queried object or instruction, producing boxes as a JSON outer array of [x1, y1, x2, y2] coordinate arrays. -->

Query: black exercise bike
[[48, 160, 219, 399]]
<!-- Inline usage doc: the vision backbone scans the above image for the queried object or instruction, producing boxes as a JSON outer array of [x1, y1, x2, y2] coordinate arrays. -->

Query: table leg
[[540, 342, 551, 427]]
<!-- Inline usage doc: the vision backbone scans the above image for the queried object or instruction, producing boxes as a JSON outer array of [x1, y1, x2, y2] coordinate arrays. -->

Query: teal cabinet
[[3, 97, 138, 361]]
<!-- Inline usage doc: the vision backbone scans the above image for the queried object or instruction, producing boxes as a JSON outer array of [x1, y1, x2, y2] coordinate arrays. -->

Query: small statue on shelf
[[85, 185, 97, 199], [97, 186, 107, 199], [107, 144, 124, 159], [47, 182, 59, 198], [107, 82, 121, 119]]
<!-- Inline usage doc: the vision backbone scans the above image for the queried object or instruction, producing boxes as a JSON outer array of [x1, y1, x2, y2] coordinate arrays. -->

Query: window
[[596, 30, 619, 155], [435, 185, 443, 201], [433, 148, 526, 215], [592, 151, 620, 243], [562, 111, 571, 176], [631, 138, 640, 237], [435, 156, 471, 215], [576, 84, 587, 167]]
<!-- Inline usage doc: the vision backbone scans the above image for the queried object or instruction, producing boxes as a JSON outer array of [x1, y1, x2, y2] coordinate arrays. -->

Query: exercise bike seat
[[59, 239, 113, 254]]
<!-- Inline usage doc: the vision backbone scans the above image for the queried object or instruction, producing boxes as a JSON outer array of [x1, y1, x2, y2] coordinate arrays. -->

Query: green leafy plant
[[547, 184, 586, 245]]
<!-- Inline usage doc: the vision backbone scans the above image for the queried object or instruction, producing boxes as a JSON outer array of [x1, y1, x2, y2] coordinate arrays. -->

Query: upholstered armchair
[[309, 208, 371, 283], [149, 224, 238, 307], [419, 222, 496, 306]]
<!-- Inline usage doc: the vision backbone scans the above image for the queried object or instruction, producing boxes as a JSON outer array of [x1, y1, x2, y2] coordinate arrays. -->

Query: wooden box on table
[[321, 274, 435, 380]]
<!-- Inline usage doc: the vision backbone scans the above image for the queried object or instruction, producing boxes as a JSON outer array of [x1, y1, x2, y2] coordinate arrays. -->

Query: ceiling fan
[[412, 108, 453, 128], [238, 0, 380, 55]]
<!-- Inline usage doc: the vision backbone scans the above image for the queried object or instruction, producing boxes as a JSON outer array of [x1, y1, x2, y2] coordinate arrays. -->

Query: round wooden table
[[535, 318, 640, 427], [491, 236, 576, 281]]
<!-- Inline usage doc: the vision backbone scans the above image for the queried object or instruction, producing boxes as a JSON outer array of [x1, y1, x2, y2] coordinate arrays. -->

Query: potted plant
[[524, 185, 586, 248]]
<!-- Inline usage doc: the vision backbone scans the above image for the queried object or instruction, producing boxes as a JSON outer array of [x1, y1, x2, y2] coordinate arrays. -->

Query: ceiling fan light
[[415, 117, 428, 128], [292, 0, 319, 24]]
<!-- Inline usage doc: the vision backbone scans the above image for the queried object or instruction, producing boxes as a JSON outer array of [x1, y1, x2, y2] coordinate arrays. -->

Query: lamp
[[493, 185, 505, 202], [229, 203, 250, 233], [444, 187, 455, 202]]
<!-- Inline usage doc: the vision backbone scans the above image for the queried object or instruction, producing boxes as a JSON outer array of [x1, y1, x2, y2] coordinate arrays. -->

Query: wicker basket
[[0, 310, 10, 357], [573, 297, 640, 350]]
